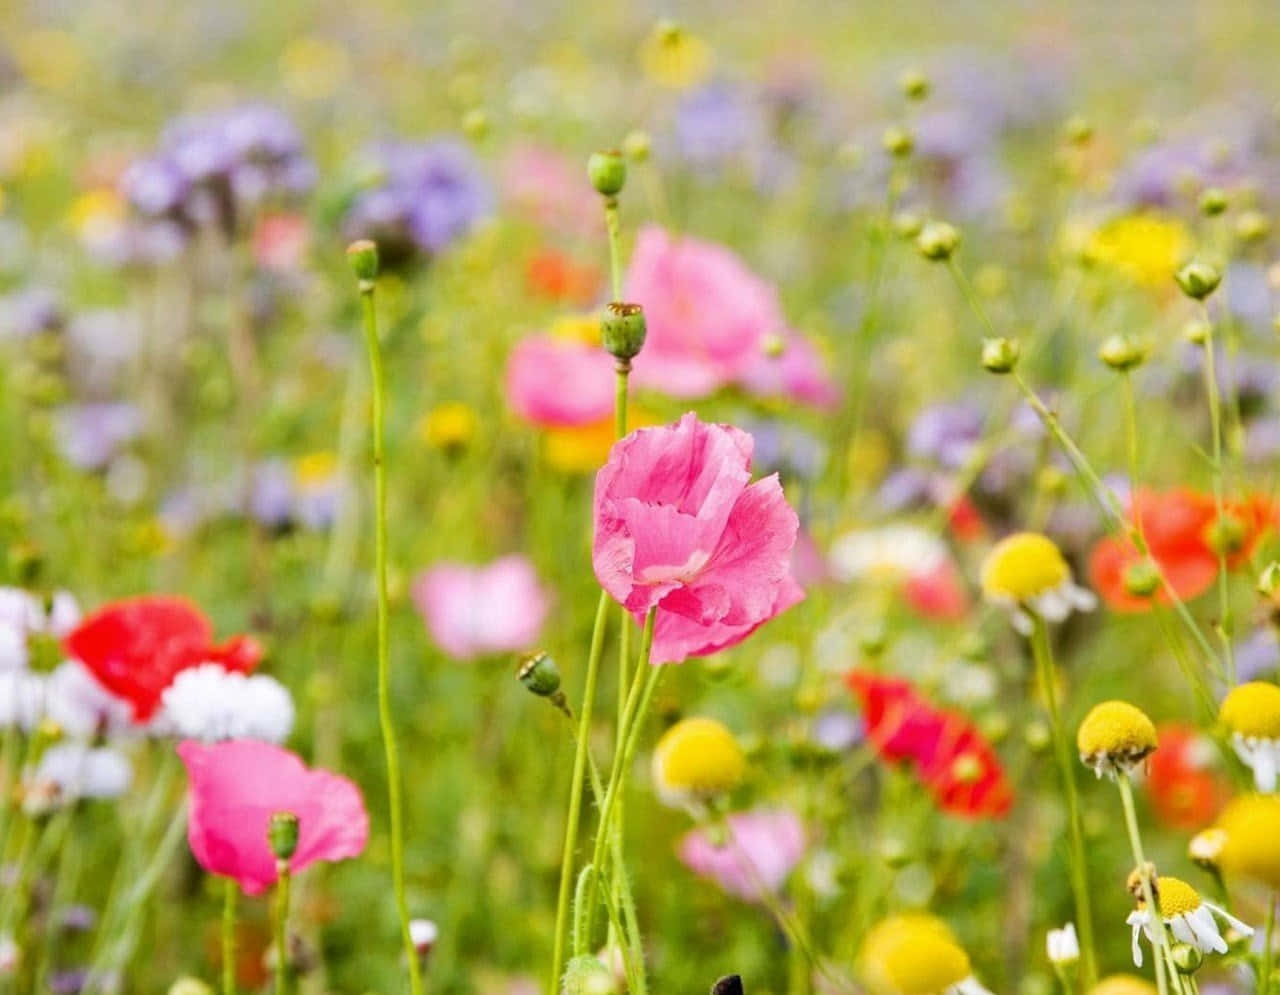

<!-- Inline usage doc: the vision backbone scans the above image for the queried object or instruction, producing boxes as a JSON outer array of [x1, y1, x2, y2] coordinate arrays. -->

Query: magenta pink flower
[[624, 226, 786, 398], [501, 143, 600, 240], [593, 413, 802, 665], [505, 335, 615, 428], [178, 740, 368, 895], [411, 555, 550, 660], [677, 808, 806, 902], [737, 332, 840, 410]]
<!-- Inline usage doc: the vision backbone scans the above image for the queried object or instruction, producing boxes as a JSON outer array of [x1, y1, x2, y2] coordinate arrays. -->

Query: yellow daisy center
[[652, 717, 745, 798], [420, 402, 478, 451], [1154, 876, 1202, 918], [1219, 682, 1280, 739], [1088, 975, 1158, 995], [980, 532, 1071, 601], [1216, 793, 1280, 891], [859, 914, 972, 995], [1076, 701, 1158, 760]]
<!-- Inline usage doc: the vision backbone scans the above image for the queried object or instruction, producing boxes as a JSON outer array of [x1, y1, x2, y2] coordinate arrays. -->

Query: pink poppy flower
[[737, 332, 840, 410], [178, 740, 368, 895], [677, 808, 806, 902], [625, 226, 786, 398], [500, 143, 599, 240], [505, 335, 615, 428], [411, 555, 550, 661], [594, 413, 801, 665]]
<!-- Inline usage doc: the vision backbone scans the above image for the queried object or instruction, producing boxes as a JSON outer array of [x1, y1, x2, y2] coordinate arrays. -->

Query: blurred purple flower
[[53, 404, 142, 471], [0, 287, 63, 342]]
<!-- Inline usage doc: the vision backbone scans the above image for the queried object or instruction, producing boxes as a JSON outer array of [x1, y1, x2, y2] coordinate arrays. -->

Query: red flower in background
[[525, 249, 601, 305], [64, 596, 262, 722], [1090, 488, 1276, 612], [903, 561, 971, 621], [1146, 722, 1230, 829], [846, 671, 1012, 819]]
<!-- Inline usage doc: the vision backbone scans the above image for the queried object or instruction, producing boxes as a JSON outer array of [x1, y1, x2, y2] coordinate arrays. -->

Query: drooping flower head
[[1076, 700, 1158, 780], [980, 532, 1095, 634], [64, 596, 262, 722], [178, 739, 368, 895], [593, 413, 801, 665], [858, 914, 993, 995], [1219, 681, 1280, 791], [652, 717, 745, 810], [1125, 875, 1252, 967], [676, 808, 805, 902], [411, 556, 550, 661]]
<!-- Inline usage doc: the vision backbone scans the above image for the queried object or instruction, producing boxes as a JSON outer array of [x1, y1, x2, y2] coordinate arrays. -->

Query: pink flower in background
[[505, 335, 615, 428], [625, 226, 785, 398], [737, 332, 840, 410], [252, 212, 309, 271], [500, 143, 600, 240], [412, 555, 550, 660], [594, 414, 801, 664], [179, 739, 368, 895], [678, 808, 806, 902]]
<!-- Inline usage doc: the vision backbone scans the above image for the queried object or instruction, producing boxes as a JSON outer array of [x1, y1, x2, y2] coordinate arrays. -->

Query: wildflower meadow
[[7, 2, 1280, 994]]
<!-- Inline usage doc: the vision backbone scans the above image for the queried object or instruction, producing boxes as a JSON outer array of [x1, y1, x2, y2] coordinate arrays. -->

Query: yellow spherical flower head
[[980, 532, 1095, 634], [550, 314, 602, 346], [1085, 213, 1190, 290], [638, 20, 712, 90], [419, 402, 478, 454], [1189, 827, 1228, 872], [858, 914, 993, 995], [1088, 976, 1157, 995], [1076, 701, 1157, 780], [1219, 682, 1280, 791], [651, 717, 744, 810], [1216, 794, 1280, 891], [1126, 875, 1252, 968]]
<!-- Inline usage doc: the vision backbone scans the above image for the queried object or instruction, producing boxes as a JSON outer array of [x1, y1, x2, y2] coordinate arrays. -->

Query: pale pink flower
[[678, 808, 806, 902], [411, 555, 550, 661], [505, 335, 615, 428], [178, 739, 368, 895], [500, 143, 599, 240], [594, 413, 801, 665], [737, 332, 840, 410], [625, 226, 786, 398]]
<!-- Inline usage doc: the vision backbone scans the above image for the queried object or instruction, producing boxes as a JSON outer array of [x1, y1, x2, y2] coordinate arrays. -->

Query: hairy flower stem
[[358, 281, 423, 995], [1117, 773, 1177, 995], [274, 864, 292, 995], [550, 590, 611, 993], [1029, 613, 1097, 989], [1198, 311, 1236, 683], [223, 878, 238, 995]]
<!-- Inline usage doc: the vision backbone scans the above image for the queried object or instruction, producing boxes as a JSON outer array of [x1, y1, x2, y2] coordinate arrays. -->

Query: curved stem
[[359, 284, 423, 995]]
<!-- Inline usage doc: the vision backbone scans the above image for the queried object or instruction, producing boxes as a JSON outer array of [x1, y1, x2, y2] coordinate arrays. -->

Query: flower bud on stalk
[[1199, 187, 1228, 216], [587, 150, 627, 198], [899, 68, 930, 101], [601, 302, 647, 368], [517, 651, 571, 717], [346, 239, 379, 293], [916, 221, 960, 261], [1175, 259, 1221, 300], [981, 337, 1020, 374], [268, 811, 300, 867], [1098, 334, 1148, 371]]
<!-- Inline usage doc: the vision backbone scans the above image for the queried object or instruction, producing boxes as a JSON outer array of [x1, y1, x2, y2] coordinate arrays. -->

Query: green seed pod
[[268, 811, 300, 863], [916, 221, 960, 261], [1174, 259, 1222, 300], [601, 302, 647, 362], [587, 150, 627, 197], [1122, 560, 1162, 599], [981, 337, 1020, 374], [346, 240, 379, 284], [517, 651, 561, 697]]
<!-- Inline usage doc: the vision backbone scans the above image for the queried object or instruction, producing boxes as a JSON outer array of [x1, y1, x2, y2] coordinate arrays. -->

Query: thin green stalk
[[1121, 371, 1145, 544], [274, 864, 292, 995], [358, 282, 423, 995], [1029, 614, 1097, 989], [223, 878, 238, 995], [1117, 773, 1174, 995], [550, 590, 612, 994], [1263, 895, 1276, 995], [604, 199, 623, 301], [1198, 314, 1236, 683]]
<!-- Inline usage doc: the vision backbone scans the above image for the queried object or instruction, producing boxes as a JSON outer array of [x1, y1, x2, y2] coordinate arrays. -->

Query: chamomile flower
[[1125, 875, 1252, 967], [159, 663, 295, 744], [1219, 681, 1280, 790], [29, 742, 132, 806], [1214, 793, 1280, 891], [829, 525, 949, 583], [1077, 700, 1158, 780], [651, 717, 745, 811], [1046, 922, 1080, 966], [858, 914, 994, 995], [980, 532, 1095, 635]]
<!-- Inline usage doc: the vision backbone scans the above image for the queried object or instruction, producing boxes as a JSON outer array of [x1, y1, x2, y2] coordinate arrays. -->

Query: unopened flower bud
[[892, 210, 924, 238], [1207, 513, 1246, 556], [1122, 559, 1161, 598], [346, 240, 379, 286], [899, 69, 930, 101], [268, 811, 300, 863], [517, 651, 561, 697], [1237, 209, 1271, 243], [1169, 942, 1202, 975], [882, 126, 913, 158], [587, 150, 627, 198], [1183, 318, 1211, 345], [1199, 187, 1228, 216], [601, 302, 647, 363], [1098, 334, 1147, 371], [409, 918, 438, 961], [916, 221, 960, 261], [981, 337, 1020, 374], [1175, 259, 1221, 300], [711, 976, 744, 995], [562, 955, 618, 995], [623, 130, 651, 162], [1063, 115, 1093, 145], [1259, 561, 1280, 598]]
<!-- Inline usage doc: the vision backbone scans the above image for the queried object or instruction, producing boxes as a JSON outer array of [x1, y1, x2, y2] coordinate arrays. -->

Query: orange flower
[[1145, 723, 1229, 830], [525, 249, 601, 305]]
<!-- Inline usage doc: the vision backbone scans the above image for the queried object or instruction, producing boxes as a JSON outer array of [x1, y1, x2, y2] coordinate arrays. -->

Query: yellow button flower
[[1088, 975, 1157, 995], [1126, 875, 1252, 967], [1219, 682, 1280, 790], [858, 914, 992, 995], [1076, 701, 1158, 779], [652, 717, 745, 809], [419, 402, 478, 453], [1215, 794, 1280, 891], [980, 532, 1095, 634], [1085, 213, 1190, 290]]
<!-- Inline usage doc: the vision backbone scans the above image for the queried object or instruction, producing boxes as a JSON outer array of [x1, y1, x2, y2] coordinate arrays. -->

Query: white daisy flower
[[31, 743, 132, 805], [1046, 922, 1079, 966], [1219, 682, 1280, 791], [159, 663, 294, 744], [1126, 876, 1252, 967], [979, 532, 1095, 635], [829, 525, 949, 583]]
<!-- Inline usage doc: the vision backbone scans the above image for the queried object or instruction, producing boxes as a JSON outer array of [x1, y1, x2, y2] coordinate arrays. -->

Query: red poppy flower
[[1090, 488, 1277, 612], [64, 596, 262, 722], [846, 671, 1012, 819], [524, 249, 601, 305], [903, 561, 970, 621], [1145, 722, 1230, 830], [946, 495, 986, 543]]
